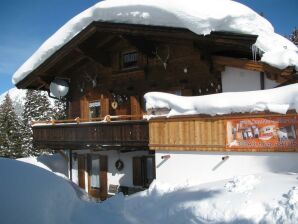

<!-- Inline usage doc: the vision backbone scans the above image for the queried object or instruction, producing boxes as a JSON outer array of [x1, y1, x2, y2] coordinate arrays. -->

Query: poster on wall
[[226, 116, 298, 149]]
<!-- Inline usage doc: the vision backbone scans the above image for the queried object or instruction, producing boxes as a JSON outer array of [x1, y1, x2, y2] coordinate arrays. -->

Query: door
[[87, 155, 108, 200]]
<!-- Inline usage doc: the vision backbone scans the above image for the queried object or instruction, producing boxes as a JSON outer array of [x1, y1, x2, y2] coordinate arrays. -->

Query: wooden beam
[[36, 77, 50, 90], [16, 24, 97, 89], [213, 56, 295, 77]]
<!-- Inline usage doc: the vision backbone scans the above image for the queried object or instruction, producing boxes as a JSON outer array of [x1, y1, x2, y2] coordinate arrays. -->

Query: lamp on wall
[[222, 156, 229, 161], [161, 155, 171, 159]]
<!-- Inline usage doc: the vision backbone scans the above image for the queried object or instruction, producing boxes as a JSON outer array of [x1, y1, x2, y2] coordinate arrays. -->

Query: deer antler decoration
[[153, 46, 170, 70], [84, 71, 98, 88]]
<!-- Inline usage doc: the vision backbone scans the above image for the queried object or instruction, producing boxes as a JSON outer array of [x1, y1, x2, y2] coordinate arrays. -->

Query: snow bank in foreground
[[144, 83, 298, 116], [18, 153, 68, 177], [124, 173, 298, 223], [12, 0, 298, 84], [2, 158, 298, 224], [0, 158, 128, 224]]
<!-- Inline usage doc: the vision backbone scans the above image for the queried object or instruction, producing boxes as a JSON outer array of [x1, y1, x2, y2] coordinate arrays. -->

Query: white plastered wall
[[155, 151, 298, 186], [221, 67, 279, 92], [71, 150, 151, 191]]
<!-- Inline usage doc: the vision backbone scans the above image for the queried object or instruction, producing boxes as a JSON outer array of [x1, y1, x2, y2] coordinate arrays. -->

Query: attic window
[[121, 51, 138, 69]]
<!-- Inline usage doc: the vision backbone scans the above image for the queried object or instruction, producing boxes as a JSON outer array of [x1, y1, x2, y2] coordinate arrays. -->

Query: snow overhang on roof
[[12, 0, 298, 86]]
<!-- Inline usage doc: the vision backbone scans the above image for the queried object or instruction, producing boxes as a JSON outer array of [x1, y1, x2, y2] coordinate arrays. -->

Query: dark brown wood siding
[[33, 120, 149, 150], [78, 154, 85, 189]]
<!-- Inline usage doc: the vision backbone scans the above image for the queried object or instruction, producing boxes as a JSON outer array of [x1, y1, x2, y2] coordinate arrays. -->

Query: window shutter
[[100, 155, 108, 199], [87, 154, 92, 174], [133, 157, 143, 186], [100, 96, 109, 117], [77, 154, 85, 189]]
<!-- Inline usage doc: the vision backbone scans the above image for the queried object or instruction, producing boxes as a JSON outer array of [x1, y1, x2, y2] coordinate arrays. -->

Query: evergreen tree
[[22, 90, 53, 156], [52, 99, 67, 120], [0, 94, 24, 158], [290, 27, 298, 46]]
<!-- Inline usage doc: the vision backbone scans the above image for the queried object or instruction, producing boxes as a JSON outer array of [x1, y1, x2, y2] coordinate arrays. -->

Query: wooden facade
[[23, 22, 296, 153], [33, 120, 149, 150], [149, 112, 298, 152], [17, 20, 298, 200]]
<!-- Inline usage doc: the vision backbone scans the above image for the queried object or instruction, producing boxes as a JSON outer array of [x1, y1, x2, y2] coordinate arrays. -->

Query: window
[[90, 156, 100, 189], [133, 156, 155, 187], [89, 101, 100, 118], [121, 51, 138, 69]]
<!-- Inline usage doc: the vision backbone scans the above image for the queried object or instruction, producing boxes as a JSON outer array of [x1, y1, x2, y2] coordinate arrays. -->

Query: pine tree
[[52, 99, 67, 120], [22, 90, 53, 156], [0, 94, 24, 158], [290, 27, 298, 46]]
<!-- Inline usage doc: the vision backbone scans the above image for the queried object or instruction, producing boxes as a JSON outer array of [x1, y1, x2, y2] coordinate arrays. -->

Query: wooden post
[[260, 72, 265, 90], [69, 149, 73, 181]]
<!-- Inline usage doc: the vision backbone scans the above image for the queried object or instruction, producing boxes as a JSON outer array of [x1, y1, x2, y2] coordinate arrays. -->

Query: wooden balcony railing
[[32, 115, 149, 150], [149, 112, 298, 152]]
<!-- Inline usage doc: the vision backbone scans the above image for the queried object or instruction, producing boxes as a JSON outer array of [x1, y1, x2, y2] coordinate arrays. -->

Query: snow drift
[[12, 0, 298, 85], [18, 153, 68, 177], [0, 158, 129, 224], [144, 83, 298, 116], [1, 158, 298, 223]]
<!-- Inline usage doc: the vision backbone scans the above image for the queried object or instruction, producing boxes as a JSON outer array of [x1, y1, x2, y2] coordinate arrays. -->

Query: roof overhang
[[17, 21, 289, 90]]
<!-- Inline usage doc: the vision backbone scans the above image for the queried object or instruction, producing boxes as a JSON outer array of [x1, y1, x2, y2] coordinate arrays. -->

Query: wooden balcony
[[149, 112, 298, 152], [32, 117, 149, 150]]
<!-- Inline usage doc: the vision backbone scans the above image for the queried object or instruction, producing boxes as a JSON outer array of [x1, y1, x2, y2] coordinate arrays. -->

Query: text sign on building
[[226, 116, 298, 149]]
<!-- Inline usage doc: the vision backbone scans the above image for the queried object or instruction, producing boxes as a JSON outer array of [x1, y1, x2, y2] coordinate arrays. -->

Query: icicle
[[251, 44, 258, 61]]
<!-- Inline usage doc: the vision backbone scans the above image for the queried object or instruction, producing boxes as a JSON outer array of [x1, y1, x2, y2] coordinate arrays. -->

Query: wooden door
[[87, 155, 108, 200], [77, 155, 85, 190]]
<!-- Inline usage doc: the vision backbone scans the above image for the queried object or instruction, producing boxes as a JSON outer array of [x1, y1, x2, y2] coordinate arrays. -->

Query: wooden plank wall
[[149, 114, 298, 152], [149, 118, 225, 151]]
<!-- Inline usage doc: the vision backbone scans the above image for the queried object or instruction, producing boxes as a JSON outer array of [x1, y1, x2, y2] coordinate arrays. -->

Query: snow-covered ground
[[2, 156, 298, 224], [12, 0, 298, 84], [18, 153, 68, 177]]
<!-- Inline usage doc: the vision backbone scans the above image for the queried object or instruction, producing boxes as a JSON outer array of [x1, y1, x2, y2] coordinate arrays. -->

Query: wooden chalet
[[16, 21, 297, 200]]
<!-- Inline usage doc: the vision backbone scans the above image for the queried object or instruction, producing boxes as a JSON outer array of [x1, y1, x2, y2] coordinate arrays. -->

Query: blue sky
[[0, 0, 297, 94]]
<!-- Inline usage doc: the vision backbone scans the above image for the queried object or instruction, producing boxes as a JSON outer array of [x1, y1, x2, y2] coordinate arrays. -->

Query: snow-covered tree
[[22, 90, 52, 126], [290, 27, 298, 46], [22, 90, 53, 156], [52, 99, 67, 120], [0, 94, 24, 158]]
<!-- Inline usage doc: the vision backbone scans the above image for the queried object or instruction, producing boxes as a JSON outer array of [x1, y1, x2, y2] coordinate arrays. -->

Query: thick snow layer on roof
[[12, 0, 298, 85], [144, 84, 298, 116]]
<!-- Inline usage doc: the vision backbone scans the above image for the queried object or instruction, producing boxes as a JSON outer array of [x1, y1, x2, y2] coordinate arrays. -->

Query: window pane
[[89, 101, 100, 118], [91, 157, 100, 188], [122, 51, 138, 69]]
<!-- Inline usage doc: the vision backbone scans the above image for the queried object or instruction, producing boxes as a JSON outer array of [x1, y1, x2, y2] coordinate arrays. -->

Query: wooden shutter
[[130, 96, 142, 119], [77, 154, 85, 189], [69, 100, 80, 118], [100, 96, 109, 117], [133, 157, 144, 186], [99, 155, 108, 200], [80, 96, 88, 119]]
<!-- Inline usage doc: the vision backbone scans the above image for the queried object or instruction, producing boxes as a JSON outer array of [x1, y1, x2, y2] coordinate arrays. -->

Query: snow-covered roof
[[144, 83, 298, 116], [12, 0, 298, 85]]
